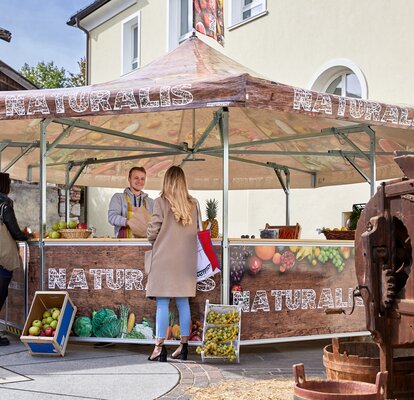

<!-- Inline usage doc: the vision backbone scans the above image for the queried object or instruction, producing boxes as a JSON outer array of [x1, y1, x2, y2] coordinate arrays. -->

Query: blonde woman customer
[[146, 166, 198, 362]]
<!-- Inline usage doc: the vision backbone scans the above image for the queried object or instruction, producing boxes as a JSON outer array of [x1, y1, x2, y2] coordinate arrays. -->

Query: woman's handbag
[[196, 202, 220, 282], [0, 203, 22, 271]]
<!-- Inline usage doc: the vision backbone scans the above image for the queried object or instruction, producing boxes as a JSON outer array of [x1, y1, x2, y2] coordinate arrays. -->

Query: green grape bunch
[[317, 246, 345, 272], [196, 341, 237, 361], [206, 310, 240, 325], [204, 325, 239, 343]]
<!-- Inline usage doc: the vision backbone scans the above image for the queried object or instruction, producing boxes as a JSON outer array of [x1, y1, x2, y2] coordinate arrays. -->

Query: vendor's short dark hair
[[129, 167, 146, 178], [0, 172, 11, 194]]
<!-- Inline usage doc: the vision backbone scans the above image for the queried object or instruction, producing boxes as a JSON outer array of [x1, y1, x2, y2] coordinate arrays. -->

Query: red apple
[[78, 223, 88, 229], [44, 327, 54, 337]]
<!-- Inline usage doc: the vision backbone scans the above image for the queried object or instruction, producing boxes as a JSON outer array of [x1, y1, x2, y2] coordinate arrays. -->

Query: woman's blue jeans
[[156, 297, 191, 339]]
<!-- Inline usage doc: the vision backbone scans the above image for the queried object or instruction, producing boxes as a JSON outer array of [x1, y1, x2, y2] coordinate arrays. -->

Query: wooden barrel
[[293, 363, 387, 400], [323, 338, 414, 397], [323, 338, 380, 384]]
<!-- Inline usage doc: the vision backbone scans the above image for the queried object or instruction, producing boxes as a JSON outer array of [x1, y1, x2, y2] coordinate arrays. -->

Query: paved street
[[0, 331, 327, 400]]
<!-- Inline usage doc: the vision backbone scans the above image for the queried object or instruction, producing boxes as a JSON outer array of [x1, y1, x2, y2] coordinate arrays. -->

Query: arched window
[[308, 59, 367, 99]]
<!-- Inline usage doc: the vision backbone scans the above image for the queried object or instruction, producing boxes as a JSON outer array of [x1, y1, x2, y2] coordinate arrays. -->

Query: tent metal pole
[[46, 126, 73, 154], [51, 118, 184, 151], [192, 113, 219, 153], [39, 119, 50, 291], [3, 143, 36, 172], [273, 168, 291, 225], [30, 152, 178, 169], [202, 123, 370, 153], [219, 107, 230, 305], [1, 140, 183, 153], [65, 161, 89, 222], [0, 142, 9, 171], [285, 169, 290, 225], [342, 153, 371, 183], [368, 128, 376, 197], [65, 164, 70, 223], [203, 149, 393, 157]]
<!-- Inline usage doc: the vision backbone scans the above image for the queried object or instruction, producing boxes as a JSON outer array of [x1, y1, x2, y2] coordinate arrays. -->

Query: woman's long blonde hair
[[161, 166, 195, 226]]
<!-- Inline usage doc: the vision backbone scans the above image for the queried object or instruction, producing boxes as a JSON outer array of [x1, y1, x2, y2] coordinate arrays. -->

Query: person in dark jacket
[[0, 172, 28, 346]]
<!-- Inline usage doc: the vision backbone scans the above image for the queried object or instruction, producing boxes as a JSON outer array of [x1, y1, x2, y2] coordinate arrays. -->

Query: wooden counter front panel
[[230, 244, 366, 340], [28, 244, 221, 338]]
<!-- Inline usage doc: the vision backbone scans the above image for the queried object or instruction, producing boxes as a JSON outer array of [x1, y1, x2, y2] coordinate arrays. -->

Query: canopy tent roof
[[1, 36, 414, 190]]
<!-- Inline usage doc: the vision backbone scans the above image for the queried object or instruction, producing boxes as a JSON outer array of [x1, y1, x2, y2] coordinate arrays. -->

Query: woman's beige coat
[[146, 196, 198, 298]]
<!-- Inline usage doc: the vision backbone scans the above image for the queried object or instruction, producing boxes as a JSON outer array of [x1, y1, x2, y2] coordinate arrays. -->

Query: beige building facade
[[69, 0, 412, 238]]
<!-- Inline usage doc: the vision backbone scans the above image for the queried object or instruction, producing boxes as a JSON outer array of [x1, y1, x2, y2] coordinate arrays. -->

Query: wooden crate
[[200, 300, 241, 363], [20, 291, 77, 356]]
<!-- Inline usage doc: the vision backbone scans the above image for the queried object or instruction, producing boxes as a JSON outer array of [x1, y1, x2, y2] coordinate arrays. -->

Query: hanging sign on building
[[193, 0, 224, 46]]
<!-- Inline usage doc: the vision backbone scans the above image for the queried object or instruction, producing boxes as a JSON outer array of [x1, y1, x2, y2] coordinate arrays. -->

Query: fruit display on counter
[[197, 302, 241, 363], [28, 307, 61, 336], [47, 220, 89, 239]]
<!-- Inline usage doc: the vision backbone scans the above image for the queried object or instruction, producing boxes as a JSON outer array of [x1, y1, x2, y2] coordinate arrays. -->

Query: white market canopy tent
[[1, 36, 414, 192]]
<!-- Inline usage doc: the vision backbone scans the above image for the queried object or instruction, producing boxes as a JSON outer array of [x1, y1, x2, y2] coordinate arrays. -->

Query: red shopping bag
[[197, 229, 220, 271], [196, 202, 221, 282]]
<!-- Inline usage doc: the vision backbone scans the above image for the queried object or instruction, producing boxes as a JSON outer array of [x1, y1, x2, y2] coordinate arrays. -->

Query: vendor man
[[108, 167, 154, 238]]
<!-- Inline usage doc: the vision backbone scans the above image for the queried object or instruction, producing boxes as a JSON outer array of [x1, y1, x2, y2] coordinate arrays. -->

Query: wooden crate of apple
[[21, 291, 77, 356], [47, 220, 90, 239], [28, 307, 62, 337], [243, 245, 352, 275]]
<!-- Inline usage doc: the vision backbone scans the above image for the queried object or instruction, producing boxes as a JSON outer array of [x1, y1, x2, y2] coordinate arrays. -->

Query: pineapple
[[206, 199, 219, 238]]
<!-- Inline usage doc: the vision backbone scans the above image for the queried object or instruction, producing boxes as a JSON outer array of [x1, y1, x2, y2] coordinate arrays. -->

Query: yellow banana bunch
[[296, 246, 313, 260]]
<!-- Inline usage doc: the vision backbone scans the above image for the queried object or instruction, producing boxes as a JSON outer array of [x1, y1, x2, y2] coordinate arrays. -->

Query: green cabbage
[[94, 319, 121, 338], [73, 316, 93, 337], [92, 308, 120, 338]]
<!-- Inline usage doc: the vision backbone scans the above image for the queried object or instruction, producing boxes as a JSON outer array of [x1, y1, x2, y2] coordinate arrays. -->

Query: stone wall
[[8, 180, 60, 232]]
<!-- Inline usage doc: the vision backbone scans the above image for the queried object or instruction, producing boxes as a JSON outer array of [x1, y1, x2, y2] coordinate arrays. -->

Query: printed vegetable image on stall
[[230, 243, 365, 340]]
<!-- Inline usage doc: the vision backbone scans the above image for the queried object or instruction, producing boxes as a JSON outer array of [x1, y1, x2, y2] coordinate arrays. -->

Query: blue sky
[[0, 0, 92, 74]]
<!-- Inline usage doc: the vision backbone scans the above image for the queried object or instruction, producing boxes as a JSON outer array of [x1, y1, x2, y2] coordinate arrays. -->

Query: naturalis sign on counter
[[47, 268, 216, 292], [232, 287, 364, 313]]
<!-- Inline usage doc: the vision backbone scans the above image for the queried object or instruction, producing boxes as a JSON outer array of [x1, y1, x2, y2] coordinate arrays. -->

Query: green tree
[[20, 58, 86, 89], [67, 57, 86, 87], [20, 61, 67, 88]]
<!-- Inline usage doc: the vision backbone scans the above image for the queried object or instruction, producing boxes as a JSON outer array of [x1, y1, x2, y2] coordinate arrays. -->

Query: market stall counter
[[1, 238, 366, 344]]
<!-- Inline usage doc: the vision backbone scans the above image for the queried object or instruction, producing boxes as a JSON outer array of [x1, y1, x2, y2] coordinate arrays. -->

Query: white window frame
[[121, 11, 141, 76], [229, 0, 267, 30], [167, 0, 193, 52], [307, 59, 368, 99]]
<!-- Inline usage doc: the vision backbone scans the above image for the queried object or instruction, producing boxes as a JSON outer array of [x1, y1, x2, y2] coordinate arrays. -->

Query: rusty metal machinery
[[355, 155, 414, 399]]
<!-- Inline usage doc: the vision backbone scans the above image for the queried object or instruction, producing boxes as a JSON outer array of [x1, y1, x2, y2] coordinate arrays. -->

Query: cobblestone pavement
[[0, 326, 329, 400], [159, 340, 328, 399]]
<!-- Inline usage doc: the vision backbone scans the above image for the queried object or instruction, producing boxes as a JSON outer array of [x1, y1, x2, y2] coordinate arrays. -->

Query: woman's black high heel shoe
[[148, 344, 167, 362], [171, 342, 188, 360]]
